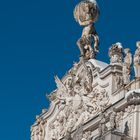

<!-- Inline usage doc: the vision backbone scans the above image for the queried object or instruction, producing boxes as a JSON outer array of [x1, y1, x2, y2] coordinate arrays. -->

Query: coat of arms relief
[[48, 61, 111, 140]]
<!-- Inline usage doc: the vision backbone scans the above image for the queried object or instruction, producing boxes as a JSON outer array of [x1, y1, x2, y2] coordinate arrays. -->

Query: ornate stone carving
[[115, 111, 124, 128], [64, 131, 72, 140], [48, 62, 111, 140], [124, 121, 129, 136], [31, 125, 37, 140], [31, 117, 46, 140], [126, 90, 140, 105], [123, 48, 132, 85], [109, 109, 117, 130], [73, 125, 83, 140], [77, 24, 99, 60], [115, 73, 123, 90], [134, 41, 140, 78], [124, 105, 135, 117], [98, 113, 108, 137], [115, 105, 135, 137], [109, 42, 123, 64], [42, 109, 47, 114], [55, 76, 69, 98], [81, 131, 92, 140]]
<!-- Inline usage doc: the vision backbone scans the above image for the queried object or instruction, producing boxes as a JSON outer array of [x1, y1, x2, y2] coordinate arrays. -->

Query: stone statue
[[55, 76, 68, 97], [98, 113, 107, 137], [77, 24, 99, 60], [109, 42, 123, 64], [123, 48, 132, 84], [74, 0, 100, 60], [109, 109, 117, 130], [35, 117, 45, 140], [124, 121, 129, 136], [134, 41, 140, 78], [83, 65, 93, 93], [115, 73, 123, 90], [98, 89, 110, 112]]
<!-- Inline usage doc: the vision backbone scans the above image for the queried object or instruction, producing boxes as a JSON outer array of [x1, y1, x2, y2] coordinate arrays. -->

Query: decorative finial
[[134, 41, 140, 78], [109, 42, 123, 64], [74, 0, 100, 61], [123, 48, 132, 85]]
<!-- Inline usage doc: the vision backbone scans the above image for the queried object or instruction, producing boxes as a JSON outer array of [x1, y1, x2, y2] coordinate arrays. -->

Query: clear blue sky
[[0, 0, 140, 139]]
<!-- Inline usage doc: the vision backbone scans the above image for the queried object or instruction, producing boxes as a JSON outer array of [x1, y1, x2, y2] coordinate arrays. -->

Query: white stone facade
[[31, 1, 140, 140], [31, 53, 140, 140]]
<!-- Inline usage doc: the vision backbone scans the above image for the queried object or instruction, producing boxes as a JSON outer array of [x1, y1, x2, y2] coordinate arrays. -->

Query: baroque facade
[[31, 0, 140, 140]]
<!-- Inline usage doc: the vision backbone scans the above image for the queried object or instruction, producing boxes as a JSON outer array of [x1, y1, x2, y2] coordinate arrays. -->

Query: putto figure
[[74, 0, 100, 60]]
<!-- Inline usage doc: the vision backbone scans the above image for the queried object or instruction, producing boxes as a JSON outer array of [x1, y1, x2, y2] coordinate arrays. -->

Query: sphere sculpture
[[74, 0, 100, 26]]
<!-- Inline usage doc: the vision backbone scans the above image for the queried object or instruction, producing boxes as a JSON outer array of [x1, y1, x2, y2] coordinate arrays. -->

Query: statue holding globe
[[74, 0, 100, 60]]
